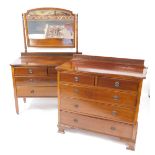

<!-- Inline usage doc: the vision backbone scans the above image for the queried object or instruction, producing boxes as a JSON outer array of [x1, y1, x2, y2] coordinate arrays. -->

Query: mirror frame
[[22, 8, 78, 52]]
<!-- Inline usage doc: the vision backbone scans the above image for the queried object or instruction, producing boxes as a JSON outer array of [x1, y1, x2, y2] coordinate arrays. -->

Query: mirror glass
[[26, 9, 75, 47]]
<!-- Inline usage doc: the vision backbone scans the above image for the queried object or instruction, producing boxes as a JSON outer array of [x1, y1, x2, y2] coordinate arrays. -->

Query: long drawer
[[16, 86, 57, 97], [97, 76, 139, 91], [60, 84, 137, 108], [60, 97, 134, 123], [14, 67, 47, 76], [15, 76, 57, 86], [60, 111, 133, 139]]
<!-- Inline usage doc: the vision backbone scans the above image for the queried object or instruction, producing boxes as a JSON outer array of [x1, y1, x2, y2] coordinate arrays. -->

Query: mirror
[[23, 8, 77, 49]]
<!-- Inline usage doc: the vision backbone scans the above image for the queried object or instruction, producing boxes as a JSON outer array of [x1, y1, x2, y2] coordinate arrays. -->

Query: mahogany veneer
[[56, 54, 147, 150], [11, 52, 78, 114], [11, 8, 80, 114]]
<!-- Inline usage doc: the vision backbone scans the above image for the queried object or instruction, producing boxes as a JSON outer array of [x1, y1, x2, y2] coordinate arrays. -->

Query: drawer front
[[60, 84, 137, 108], [16, 86, 57, 97], [60, 111, 133, 139], [60, 98, 134, 123], [48, 66, 57, 75], [14, 67, 47, 76], [60, 72, 95, 85], [15, 76, 57, 86], [97, 77, 139, 91]]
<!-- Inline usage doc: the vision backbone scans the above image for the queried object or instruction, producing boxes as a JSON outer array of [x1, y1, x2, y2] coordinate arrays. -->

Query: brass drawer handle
[[29, 79, 33, 82], [30, 90, 35, 94], [114, 81, 120, 87], [111, 111, 117, 116], [73, 118, 78, 123], [113, 95, 120, 101], [110, 126, 116, 131], [73, 88, 79, 93], [74, 76, 79, 82], [74, 104, 79, 108], [28, 69, 33, 74]]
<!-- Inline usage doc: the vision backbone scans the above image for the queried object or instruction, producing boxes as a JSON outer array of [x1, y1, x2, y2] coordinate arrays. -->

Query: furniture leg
[[23, 97, 26, 103], [15, 97, 19, 114], [126, 141, 135, 151], [58, 124, 65, 134]]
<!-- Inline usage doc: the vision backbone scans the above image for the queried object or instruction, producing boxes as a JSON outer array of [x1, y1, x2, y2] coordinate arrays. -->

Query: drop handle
[[74, 76, 79, 82], [30, 90, 35, 94], [73, 118, 78, 123], [113, 95, 120, 101], [111, 111, 117, 116], [114, 81, 120, 87], [110, 126, 116, 131], [74, 104, 79, 108], [28, 69, 33, 74], [73, 88, 79, 93], [29, 79, 33, 82]]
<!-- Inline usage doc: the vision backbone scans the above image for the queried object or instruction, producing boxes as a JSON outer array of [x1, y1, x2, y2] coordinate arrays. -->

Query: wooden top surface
[[10, 52, 76, 67], [56, 54, 147, 79]]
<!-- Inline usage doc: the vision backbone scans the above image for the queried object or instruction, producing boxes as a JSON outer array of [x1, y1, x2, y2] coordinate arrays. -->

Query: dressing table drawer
[[48, 66, 57, 74], [60, 72, 95, 85], [60, 111, 133, 139], [97, 77, 139, 91], [16, 86, 57, 97], [15, 77, 57, 86], [14, 67, 47, 76]]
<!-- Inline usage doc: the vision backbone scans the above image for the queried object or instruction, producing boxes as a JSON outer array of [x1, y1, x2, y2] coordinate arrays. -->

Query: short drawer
[[97, 77, 139, 91], [60, 72, 95, 85], [14, 67, 47, 76], [60, 98, 135, 123], [16, 86, 57, 97], [48, 66, 57, 75], [15, 76, 57, 86], [60, 84, 137, 108], [60, 111, 133, 139]]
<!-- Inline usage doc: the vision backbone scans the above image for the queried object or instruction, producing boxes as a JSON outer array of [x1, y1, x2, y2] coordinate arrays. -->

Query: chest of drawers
[[11, 52, 76, 114], [56, 54, 146, 150]]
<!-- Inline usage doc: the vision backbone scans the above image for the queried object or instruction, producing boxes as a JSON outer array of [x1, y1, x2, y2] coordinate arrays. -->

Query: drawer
[[15, 76, 57, 86], [60, 84, 137, 108], [48, 66, 57, 75], [60, 111, 133, 139], [14, 67, 47, 76], [60, 72, 95, 85], [16, 86, 57, 97], [97, 77, 139, 91], [60, 98, 134, 123]]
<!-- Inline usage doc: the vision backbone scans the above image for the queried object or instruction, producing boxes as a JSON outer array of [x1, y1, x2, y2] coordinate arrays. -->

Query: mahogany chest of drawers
[[11, 52, 76, 114], [56, 54, 146, 150]]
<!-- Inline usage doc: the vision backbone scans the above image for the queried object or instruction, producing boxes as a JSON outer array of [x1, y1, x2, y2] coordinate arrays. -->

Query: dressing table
[[11, 8, 80, 114]]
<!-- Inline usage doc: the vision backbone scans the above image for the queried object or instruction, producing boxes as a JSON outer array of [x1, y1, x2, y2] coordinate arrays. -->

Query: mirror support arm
[[22, 13, 27, 53]]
